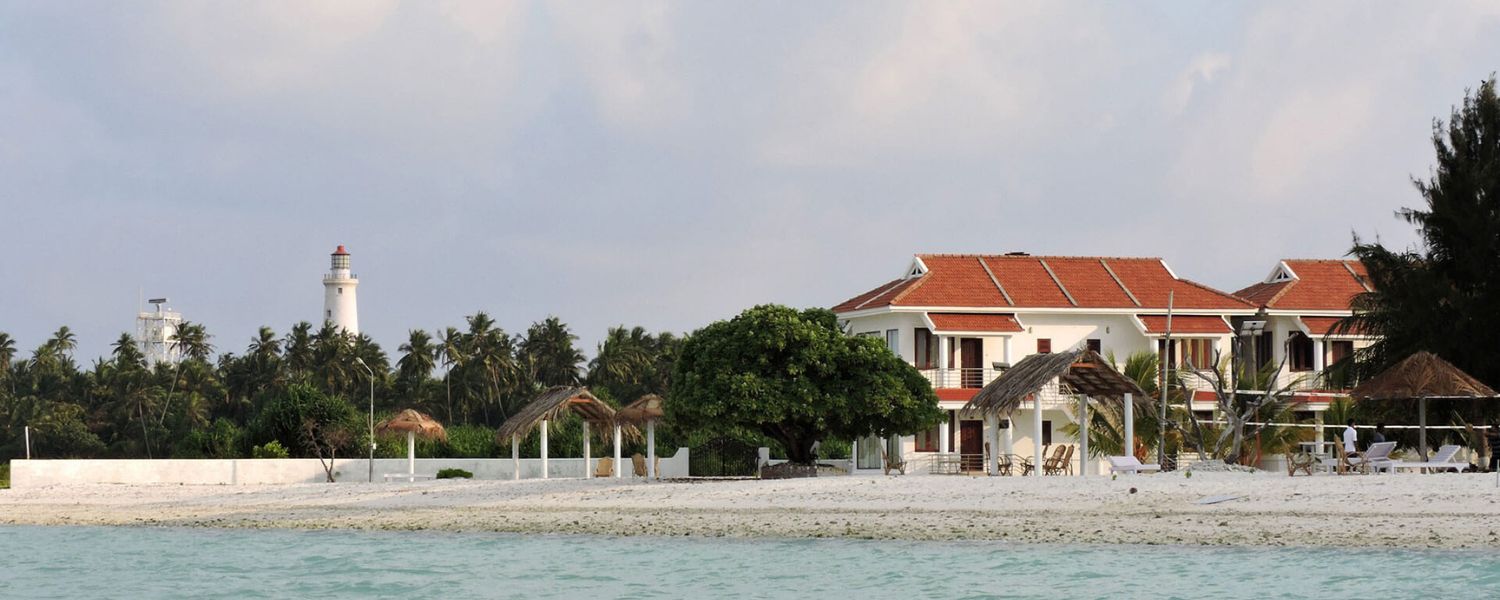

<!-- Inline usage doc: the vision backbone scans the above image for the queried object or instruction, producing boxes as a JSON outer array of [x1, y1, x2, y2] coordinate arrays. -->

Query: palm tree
[[0, 331, 16, 373], [49, 326, 78, 360], [520, 316, 584, 388], [283, 321, 315, 379], [437, 326, 466, 423]]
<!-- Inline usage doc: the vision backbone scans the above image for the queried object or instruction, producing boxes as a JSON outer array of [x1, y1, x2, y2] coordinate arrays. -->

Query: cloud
[[1163, 52, 1231, 116]]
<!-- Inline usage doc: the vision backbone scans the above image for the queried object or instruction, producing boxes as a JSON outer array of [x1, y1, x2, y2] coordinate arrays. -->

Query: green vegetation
[[0, 315, 680, 461], [670, 304, 942, 464], [435, 468, 472, 479], [1, 462, 9, 489]]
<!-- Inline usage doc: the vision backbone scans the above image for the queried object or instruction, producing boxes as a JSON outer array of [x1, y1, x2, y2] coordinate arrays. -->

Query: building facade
[[833, 253, 1257, 474], [322, 245, 359, 335]]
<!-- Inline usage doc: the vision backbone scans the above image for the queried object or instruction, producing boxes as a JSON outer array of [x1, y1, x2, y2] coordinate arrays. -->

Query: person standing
[[1371, 423, 1388, 447], [1343, 419, 1359, 457], [1486, 420, 1500, 473]]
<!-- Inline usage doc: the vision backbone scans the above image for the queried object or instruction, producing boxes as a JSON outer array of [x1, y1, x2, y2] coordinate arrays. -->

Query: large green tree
[[670, 304, 941, 464], [1346, 77, 1500, 390]]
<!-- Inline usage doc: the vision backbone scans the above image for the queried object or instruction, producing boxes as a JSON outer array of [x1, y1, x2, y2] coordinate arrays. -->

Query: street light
[[354, 357, 375, 483]]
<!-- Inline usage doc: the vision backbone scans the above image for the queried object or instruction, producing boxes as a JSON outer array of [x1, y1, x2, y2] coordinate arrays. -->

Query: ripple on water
[[0, 526, 1497, 599]]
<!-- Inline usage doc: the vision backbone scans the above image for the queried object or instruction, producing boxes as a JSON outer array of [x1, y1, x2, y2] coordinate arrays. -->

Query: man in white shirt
[[1343, 419, 1359, 456]]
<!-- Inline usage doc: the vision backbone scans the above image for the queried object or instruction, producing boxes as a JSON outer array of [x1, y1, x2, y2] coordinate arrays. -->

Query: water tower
[[322, 245, 359, 334], [136, 298, 183, 365]]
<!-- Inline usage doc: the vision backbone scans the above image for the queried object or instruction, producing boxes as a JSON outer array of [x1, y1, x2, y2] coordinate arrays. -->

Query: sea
[[1, 526, 1497, 598]]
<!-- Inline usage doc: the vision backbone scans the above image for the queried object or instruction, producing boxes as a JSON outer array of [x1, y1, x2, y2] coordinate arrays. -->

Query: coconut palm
[[519, 316, 584, 388]]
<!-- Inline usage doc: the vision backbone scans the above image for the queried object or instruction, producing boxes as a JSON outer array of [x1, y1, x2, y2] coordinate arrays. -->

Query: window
[[885, 329, 900, 355], [915, 423, 942, 452], [1288, 332, 1315, 372], [1041, 420, 1053, 445], [914, 328, 936, 369], [337, 287, 343, 294], [1181, 339, 1215, 370], [1037, 339, 1052, 354], [1329, 340, 1354, 365], [1255, 333, 1273, 370], [1157, 339, 1177, 369], [1086, 339, 1101, 354], [326, 310, 332, 318]]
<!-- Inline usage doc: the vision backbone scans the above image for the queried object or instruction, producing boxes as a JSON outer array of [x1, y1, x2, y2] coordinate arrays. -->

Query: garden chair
[[632, 453, 648, 477], [594, 457, 614, 478], [881, 447, 906, 476], [1042, 445, 1069, 475]]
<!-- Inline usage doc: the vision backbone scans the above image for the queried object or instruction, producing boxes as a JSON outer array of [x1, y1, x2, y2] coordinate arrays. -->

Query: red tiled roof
[[935, 388, 978, 402], [928, 313, 1023, 333], [1138, 315, 1232, 334], [1233, 260, 1370, 311], [1300, 316, 1364, 336], [833, 255, 1253, 313]]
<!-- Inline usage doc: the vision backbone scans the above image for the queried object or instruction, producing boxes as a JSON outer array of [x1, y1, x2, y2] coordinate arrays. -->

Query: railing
[[322, 273, 358, 281], [920, 368, 1001, 389]]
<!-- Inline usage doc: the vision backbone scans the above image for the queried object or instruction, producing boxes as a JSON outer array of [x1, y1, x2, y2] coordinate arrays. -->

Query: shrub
[[436, 468, 472, 479], [252, 384, 358, 456], [252, 440, 291, 459], [0, 462, 9, 489], [445, 425, 499, 458]]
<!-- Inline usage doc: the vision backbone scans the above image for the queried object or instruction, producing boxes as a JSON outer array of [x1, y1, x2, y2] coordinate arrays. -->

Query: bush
[[252, 440, 290, 459], [445, 425, 499, 458], [436, 468, 472, 479], [252, 384, 359, 456], [1, 462, 9, 489]]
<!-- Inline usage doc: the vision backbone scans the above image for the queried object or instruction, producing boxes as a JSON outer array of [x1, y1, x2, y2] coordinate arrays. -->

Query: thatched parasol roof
[[964, 348, 1146, 416], [377, 409, 448, 442], [615, 394, 665, 425], [1350, 351, 1498, 400], [495, 386, 639, 442]]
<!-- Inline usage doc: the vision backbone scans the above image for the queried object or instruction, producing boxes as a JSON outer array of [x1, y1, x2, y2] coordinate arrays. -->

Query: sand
[[3, 472, 1499, 548]]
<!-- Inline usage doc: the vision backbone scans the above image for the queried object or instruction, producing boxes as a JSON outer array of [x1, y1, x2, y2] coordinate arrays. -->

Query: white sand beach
[[5, 472, 1500, 548]]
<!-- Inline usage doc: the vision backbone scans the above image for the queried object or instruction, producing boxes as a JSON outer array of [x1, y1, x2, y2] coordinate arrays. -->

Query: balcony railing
[[921, 367, 1002, 389]]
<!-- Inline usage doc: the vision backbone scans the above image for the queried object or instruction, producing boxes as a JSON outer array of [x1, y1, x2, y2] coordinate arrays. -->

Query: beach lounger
[[1359, 441, 1398, 473], [1323, 438, 1396, 474], [1107, 456, 1161, 475], [1390, 444, 1472, 473], [594, 457, 614, 478]]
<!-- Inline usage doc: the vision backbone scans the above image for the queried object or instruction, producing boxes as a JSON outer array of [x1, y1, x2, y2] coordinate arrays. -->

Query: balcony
[[920, 367, 1002, 389]]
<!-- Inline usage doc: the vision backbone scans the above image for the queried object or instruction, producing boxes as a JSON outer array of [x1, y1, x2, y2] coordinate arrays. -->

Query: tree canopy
[[1345, 76, 1500, 391], [668, 304, 941, 464]]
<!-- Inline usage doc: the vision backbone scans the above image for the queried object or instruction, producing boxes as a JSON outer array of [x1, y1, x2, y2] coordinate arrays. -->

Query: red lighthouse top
[[332, 245, 349, 255]]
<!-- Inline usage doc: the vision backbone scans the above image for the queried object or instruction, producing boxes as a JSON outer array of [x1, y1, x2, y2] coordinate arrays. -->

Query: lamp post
[[354, 357, 375, 483]]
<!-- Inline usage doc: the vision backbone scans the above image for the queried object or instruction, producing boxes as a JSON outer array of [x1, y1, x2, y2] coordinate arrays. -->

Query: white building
[[136, 298, 182, 365], [833, 253, 1258, 474], [322, 245, 359, 334]]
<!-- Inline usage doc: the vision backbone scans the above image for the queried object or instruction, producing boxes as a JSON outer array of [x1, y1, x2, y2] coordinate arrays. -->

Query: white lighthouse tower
[[322, 245, 359, 334]]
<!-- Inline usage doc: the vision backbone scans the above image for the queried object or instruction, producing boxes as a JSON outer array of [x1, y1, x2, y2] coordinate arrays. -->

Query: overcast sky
[[3, 1, 1498, 362]]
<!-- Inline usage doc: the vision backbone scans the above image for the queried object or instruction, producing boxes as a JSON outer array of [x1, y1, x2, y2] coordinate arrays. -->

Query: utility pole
[[1158, 292, 1173, 469]]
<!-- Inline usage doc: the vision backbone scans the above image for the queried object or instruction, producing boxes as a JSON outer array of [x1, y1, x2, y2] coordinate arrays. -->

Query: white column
[[1313, 339, 1326, 377], [1123, 393, 1134, 461], [1032, 395, 1044, 477], [987, 413, 1001, 475], [647, 421, 657, 479], [582, 420, 592, 478], [938, 410, 951, 455], [1419, 397, 1429, 462], [1002, 419, 1013, 456], [540, 420, 549, 480], [937, 335, 950, 386], [1314, 411, 1325, 456], [407, 431, 415, 476], [511, 434, 520, 480], [614, 424, 623, 478], [1078, 396, 1089, 477], [1003, 336, 1012, 364]]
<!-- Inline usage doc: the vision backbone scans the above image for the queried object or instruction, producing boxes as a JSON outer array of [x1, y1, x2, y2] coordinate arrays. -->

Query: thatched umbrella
[[377, 409, 448, 478], [495, 386, 636, 480], [617, 394, 665, 479], [1351, 351, 1498, 461]]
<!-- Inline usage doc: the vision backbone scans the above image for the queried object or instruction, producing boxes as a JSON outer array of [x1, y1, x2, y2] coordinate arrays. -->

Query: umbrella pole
[[1419, 397, 1428, 462], [647, 421, 656, 480], [613, 424, 622, 478], [407, 431, 415, 476], [583, 421, 592, 479], [512, 434, 519, 480], [541, 420, 549, 480]]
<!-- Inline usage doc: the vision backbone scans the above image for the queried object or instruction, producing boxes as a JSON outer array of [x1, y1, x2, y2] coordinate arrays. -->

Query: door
[[960, 420, 984, 472], [960, 338, 984, 388]]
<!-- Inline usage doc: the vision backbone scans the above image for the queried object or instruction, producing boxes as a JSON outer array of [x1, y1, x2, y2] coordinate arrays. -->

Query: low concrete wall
[[10, 448, 690, 488]]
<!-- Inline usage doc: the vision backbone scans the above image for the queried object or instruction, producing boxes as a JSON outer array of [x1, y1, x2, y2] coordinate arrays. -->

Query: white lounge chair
[[1390, 444, 1472, 473], [1323, 441, 1397, 474], [1108, 456, 1160, 475]]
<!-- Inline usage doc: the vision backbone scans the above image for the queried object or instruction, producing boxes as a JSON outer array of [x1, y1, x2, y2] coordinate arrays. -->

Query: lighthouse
[[323, 245, 359, 334]]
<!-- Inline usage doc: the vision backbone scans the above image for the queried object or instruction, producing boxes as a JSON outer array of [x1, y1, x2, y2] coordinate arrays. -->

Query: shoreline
[[3, 473, 1499, 549]]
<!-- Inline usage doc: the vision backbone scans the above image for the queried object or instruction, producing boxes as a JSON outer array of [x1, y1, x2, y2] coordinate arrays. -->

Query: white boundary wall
[[9, 448, 689, 488]]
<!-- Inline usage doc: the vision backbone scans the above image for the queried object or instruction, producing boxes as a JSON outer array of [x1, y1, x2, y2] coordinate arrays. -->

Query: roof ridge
[[917, 253, 1165, 261], [851, 278, 907, 311], [887, 271, 929, 306]]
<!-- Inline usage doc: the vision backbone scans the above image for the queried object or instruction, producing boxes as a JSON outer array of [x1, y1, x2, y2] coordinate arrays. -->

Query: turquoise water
[[1, 526, 1498, 599]]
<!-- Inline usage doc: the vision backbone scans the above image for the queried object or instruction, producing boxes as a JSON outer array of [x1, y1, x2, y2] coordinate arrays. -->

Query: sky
[[3, 1, 1499, 363]]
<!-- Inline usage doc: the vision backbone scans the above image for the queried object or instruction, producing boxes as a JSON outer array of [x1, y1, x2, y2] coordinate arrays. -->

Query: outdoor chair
[[1359, 441, 1398, 473], [1107, 455, 1161, 475], [1063, 445, 1076, 476], [1042, 445, 1069, 475], [594, 457, 614, 478], [996, 454, 1014, 476], [1018, 456, 1035, 476], [881, 447, 906, 476], [1322, 436, 1363, 474], [1285, 451, 1317, 476], [632, 453, 648, 477], [1391, 444, 1472, 473]]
